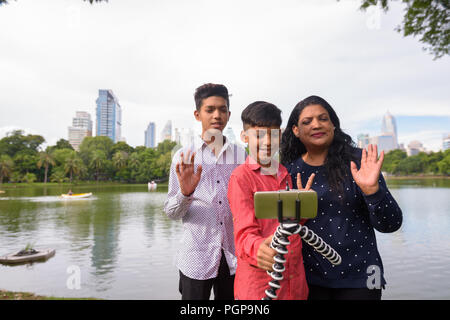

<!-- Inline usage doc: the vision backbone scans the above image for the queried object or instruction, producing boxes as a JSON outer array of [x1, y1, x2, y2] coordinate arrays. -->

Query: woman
[[281, 95, 402, 300]]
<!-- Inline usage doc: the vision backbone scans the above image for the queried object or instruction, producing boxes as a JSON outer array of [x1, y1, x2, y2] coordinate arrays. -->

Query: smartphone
[[254, 190, 318, 220]]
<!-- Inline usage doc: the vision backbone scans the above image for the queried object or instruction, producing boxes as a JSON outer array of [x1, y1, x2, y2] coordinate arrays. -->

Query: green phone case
[[254, 190, 318, 219]]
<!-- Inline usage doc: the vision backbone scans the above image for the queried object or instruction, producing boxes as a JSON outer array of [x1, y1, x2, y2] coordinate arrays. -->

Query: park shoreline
[[0, 289, 99, 300]]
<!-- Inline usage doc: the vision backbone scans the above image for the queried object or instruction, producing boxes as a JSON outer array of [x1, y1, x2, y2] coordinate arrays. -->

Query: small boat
[[0, 190, 5, 194], [148, 181, 157, 191], [0, 248, 55, 265], [61, 192, 92, 199]]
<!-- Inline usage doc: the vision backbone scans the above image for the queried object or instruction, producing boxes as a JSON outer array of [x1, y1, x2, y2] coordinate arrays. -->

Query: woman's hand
[[350, 144, 384, 196], [175, 150, 203, 197], [296, 172, 315, 190]]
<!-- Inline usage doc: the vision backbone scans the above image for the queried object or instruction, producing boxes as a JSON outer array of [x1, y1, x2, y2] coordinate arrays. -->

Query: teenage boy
[[164, 83, 246, 300], [227, 101, 313, 300]]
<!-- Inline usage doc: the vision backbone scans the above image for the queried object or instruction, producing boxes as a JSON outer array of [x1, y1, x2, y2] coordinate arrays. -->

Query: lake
[[0, 179, 449, 300]]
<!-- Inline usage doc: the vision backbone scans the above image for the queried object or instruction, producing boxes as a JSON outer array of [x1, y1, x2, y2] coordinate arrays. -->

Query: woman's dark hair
[[194, 83, 230, 111], [241, 101, 282, 129], [281, 95, 357, 195]]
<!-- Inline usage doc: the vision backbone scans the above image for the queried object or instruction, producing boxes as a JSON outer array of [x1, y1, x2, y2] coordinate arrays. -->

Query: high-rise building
[[96, 89, 122, 143], [160, 120, 172, 142], [407, 140, 424, 156], [145, 122, 156, 148], [68, 111, 93, 151], [357, 134, 370, 149], [381, 111, 398, 149], [443, 134, 450, 151]]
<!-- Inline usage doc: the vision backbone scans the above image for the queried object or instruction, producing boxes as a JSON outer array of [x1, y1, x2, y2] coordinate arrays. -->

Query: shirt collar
[[245, 155, 288, 181], [193, 133, 234, 158]]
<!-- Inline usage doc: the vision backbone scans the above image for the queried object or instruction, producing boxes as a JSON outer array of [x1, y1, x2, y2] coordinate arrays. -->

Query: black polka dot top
[[286, 149, 403, 289]]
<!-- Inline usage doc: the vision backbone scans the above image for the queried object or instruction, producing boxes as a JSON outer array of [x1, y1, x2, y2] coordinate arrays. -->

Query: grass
[[0, 289, 100, 300]]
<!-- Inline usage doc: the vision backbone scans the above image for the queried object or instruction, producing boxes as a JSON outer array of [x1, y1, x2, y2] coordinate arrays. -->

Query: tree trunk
[[44, 164, 48, 184]]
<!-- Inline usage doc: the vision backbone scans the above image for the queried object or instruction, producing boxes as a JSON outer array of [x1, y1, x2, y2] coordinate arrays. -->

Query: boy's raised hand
[[176, 150, 202, 197]]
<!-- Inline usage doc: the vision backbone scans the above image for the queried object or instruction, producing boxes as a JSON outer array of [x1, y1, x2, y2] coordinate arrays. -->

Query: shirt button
[[217, 180, 220, 183], [219, 201, 222, 204], [220, 222, 223, 225]]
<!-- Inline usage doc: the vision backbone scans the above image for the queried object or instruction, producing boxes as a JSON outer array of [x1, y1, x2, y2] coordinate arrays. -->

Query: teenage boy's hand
[[176, 150, 203, 197], [257, 236, 277, 271]]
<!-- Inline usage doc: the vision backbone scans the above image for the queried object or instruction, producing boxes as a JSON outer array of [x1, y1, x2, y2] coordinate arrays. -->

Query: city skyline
[[0, 0, 449, 152]]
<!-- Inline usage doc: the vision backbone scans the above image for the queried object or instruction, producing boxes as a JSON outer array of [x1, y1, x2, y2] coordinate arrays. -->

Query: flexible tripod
[[262, 184, 342, 300]]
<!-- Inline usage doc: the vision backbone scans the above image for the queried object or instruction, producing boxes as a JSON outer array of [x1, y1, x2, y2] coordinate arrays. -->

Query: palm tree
[[113, 151, 129, 171], [64, 152, 83, 183], [0, 155, 14, 184], [90, 150, 107, 182], [37, 151, 55, 184]]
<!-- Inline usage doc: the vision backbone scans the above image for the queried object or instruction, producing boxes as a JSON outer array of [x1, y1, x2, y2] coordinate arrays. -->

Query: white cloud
[[0, 0, 449, 150]]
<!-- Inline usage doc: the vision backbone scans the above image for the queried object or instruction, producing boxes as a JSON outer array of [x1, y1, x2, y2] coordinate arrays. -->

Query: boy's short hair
[[194, 83, 230, 111], [241, 101, 282, 130]]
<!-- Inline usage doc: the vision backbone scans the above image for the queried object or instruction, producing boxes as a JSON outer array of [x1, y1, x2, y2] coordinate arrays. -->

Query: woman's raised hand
[[296, 172, 315, 190], [175, 150, 202, 197], [350, 144, 384, 195]]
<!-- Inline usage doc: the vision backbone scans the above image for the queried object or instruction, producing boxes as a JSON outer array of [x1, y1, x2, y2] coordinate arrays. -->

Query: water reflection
[[0, 181, 449, 299]]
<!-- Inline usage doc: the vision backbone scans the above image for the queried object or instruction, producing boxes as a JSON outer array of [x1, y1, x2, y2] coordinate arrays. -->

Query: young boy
[[164, 83, 246, 300], [227, 101, 312, 300]]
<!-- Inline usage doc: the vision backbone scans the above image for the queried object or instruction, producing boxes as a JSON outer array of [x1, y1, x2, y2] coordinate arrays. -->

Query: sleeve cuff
[[176, 190, 194, 205], [363, 184, 386, 205]]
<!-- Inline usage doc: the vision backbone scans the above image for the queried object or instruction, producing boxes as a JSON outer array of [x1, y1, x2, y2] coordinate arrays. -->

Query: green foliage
[[358, 0, 449, 59], [0, 155, 14, 184], [383, 148, 450, 175], [0, 129, 181, 183], [22, 172, 37, 184]]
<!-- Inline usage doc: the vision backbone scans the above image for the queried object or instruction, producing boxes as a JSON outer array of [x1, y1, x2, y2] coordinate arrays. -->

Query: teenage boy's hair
[[194, 83, 230, 111], [241, 101, 282, 130]]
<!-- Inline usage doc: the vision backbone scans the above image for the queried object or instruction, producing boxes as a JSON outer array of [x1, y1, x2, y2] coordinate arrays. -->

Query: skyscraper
[[68, 111, 93, 151], [443, 134, 450, 151], [96, 89, 122, 143], [160, 120, 172, 142], [381, 111, 398, 149], [145, 122, 156, 148]]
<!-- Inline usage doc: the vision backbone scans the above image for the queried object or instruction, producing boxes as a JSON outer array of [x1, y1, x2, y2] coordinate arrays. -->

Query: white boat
[[148, 182, 157, 191], [61, 192, 92, 199], [0, 248, 55, 265]]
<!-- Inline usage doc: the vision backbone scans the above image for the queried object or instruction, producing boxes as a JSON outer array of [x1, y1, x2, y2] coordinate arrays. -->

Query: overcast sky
[[0, 0, 449, 151]]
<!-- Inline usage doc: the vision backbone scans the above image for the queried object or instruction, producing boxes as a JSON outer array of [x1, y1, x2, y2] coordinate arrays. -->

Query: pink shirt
[[227, 156, 309, 300]]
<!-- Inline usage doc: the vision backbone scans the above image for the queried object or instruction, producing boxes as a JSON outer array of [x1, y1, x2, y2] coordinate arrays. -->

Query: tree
[[0, 130, 45, 158], [90, 150, 107, 182], [22, 172, 37, 184], [437, 150, 450, 175], [0, 155, 14, 184], [37, 151, 55, 183], [382, 149, 407, 173], [50, 168, 69, 184], [64, 151, 84, 183], [0, 0, 107, 4], [358, 0, 449, 59], [79, 136, 114, 164]]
